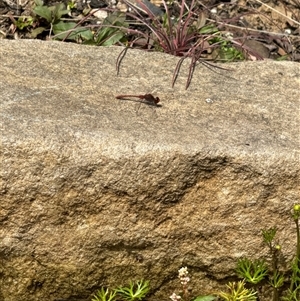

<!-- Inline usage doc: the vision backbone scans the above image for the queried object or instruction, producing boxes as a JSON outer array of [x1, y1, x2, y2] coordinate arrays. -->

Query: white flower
[[178, 267, 188, 277], [180, 276, 190, 285], [178, 267, 190, 285]]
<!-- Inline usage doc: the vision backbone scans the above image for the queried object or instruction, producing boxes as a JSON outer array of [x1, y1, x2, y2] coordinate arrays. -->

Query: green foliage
[[115, 280, 150, 301], [198, 24, 219, 34], [92, 12, 128, 46], [32, 0, 70, 37], [282, 286, 300, 301], [33, 0, 69, 24], [218, 280, 257, 301], [91, 288, 116, 301], [67, 0, 77, 10], [286, 257, 300, 300], [236, 258, 268, 284], [116, 0, 235, 89], [90, 203, 300, 301], [53, 22, 93, 41], [234, 203, 300, 301], [32, 0, 93, 40], [217, 43, 244, 62], [169, 267, 216, 301], [262, 227, 277, 244], [92, 280, 150, 301], [269, 270, 284, 289], [15, 16, 34, 30], [209, 36, 244, 62], [51, 11, 127, 44]]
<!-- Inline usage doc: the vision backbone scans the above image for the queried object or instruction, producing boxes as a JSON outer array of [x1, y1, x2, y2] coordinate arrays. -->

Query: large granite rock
[[0, 39, 299, 301]]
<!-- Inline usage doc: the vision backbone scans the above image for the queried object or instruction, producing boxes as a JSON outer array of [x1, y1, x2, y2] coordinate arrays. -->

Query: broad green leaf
[[102, 32, 125, 46], [30, 26, 46, 38], [95, 26, 115, 44], [75, 28, 94, 41], [34, 5, 52, 23], [199, 25, 218, 34], [83, 40, 97, 45], [34, 0, 44, 6], [95, 13, 128, 46], [105, 11, 127, 26], [53, 21, 93, 41], [51, 3, 69, 21], [95, 26, 125, 46], [16, 16, 33, 30]]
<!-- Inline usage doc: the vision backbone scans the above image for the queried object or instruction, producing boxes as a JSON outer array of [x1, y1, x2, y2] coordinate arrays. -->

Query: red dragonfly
[[115, 94, 160, 107]]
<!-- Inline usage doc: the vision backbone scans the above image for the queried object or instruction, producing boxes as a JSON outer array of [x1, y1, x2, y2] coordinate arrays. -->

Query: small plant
[[116, 0, 231, 89], [217, 280, 257, 301], [91, 203, 299, 301], [235, 203, 300, 301], [67, 0, 77, 10], [32, 0, 69, 37], [15, 16, 34, 30], [209, 36, 244, 62], [5, 14, 35, 35], [89, 12, 129, 46], [116, 280, 150, 300], [32, 0, 93, 41], [236, 258, 268, 284], [91, 287, 116, 301], [169, 266, 216, 301], [91, 280, 150, 301]]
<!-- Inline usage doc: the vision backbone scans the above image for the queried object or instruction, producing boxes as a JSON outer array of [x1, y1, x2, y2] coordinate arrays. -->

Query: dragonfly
[[115, 93, 160, 107]]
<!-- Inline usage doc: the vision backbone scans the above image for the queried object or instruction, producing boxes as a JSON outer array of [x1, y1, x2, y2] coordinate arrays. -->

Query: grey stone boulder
[[0, 39, 299, 301]]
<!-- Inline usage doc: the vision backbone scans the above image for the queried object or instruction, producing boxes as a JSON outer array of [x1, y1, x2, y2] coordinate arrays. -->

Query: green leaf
[[95, 26, 125, 45], [107, 12, 127, 26], [34, 0, 44, 6], [101, 31, 125, 46], [30, 26, 46, 38], [199, 24, 218, 34], [91, 288, 117, 301], [16, 16, 33, 30], [76, 28, 94, 41], [50, 3, 69, 21], [193, 296, 216, 301], [34, 5, 52, 23], [116, 280, 150, 301], [95, 26, 114, 43], [53, 21, 93, 41], [95, 23, 127, 45]]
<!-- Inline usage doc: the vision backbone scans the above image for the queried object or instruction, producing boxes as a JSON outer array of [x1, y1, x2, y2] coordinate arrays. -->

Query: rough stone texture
[[0, 39, 299, 301]]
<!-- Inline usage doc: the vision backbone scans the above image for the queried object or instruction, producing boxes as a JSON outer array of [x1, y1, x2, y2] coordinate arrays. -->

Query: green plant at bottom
[[15, 16, 34, 30], [235, 203, 300, 301], [91, 203, 300, 301], [91, 287, 116, 301], [236, 258, 268, 284], [116, 280, 150, 300], [91, 280, 150, 301], [169, 266, 216, 301], [218, 280, 257, 301]]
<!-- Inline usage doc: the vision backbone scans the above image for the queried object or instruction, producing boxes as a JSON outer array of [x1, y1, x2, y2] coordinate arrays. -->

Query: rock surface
[[0, 39, 299, 301]]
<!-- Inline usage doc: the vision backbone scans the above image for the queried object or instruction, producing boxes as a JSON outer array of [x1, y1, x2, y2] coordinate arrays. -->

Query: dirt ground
[[0, 0, 299, 61]]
